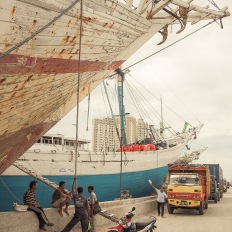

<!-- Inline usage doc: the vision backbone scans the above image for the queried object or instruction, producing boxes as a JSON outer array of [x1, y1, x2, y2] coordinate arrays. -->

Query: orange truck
[[167, 163, 210, 215]]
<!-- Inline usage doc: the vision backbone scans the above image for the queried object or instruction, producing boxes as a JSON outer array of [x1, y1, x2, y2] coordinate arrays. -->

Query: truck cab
[[167, 164, 210, 215]]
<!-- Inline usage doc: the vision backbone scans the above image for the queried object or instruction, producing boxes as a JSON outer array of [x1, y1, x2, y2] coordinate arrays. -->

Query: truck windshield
[[170, 174, 200, 186]]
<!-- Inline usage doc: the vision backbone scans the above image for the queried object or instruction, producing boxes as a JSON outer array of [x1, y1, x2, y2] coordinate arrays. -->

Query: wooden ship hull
[[0, 0, 230, 174]]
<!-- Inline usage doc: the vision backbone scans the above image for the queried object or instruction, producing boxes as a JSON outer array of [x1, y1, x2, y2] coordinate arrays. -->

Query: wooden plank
[[126, 0, 134, 8], [148, 0, 171, 18], [172, 0, 227, 17]]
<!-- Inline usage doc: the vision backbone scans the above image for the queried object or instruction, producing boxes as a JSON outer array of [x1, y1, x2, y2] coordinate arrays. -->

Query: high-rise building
[[136, 118, 149, 142], [92, 116, 149, 152]]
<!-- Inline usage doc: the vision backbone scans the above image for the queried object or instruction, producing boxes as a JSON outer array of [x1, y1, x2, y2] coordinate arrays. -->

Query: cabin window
[[43, 137, 52, 144], [70, 142, 74, 147], [53, 137, 62, 145]]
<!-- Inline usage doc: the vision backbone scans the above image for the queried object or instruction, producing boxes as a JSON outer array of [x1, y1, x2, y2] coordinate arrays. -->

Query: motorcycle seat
[[135, 217, 156, 229]]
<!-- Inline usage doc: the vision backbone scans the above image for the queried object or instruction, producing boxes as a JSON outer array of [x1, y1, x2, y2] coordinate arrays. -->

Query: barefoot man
[[51, 181, 71, 216]]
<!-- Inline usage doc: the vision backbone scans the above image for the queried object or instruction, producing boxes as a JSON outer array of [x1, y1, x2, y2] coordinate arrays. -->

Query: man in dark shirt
[[61, 177, 89, 232], [51, 181, 71, 216], [24, 180, 54, 231]]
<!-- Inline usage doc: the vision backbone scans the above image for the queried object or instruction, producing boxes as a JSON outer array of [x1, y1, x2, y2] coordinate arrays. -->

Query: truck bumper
[[168, 199, 201, 208], [209, 193, 217, 199]]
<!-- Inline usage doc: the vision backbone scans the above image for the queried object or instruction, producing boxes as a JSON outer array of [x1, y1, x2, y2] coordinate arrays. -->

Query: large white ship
[[1, 123, 202, 212]]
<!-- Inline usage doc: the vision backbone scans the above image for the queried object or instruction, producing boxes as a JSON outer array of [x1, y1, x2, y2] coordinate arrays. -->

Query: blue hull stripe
[[0, 166, 167, 212]]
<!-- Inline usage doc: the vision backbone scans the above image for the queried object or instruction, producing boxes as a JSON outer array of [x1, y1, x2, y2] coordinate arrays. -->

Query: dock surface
[[98, 188, 232, 231]]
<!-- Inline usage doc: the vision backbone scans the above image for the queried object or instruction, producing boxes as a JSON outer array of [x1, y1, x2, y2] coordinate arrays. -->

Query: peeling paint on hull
[[0, 122, 55, 174]]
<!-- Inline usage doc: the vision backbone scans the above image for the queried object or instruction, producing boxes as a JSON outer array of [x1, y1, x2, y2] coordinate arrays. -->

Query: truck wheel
[[199, 202, 204, 215], [167, 204, 174, 214], [220, 192, 223, 198], [205, 200, 208, 209], [214, 197, 218, 203]]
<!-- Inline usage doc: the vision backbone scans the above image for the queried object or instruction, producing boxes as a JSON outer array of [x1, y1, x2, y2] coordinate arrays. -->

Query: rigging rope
[[86, 93, 91, 131], [0, 177, 23, 204], [100, 84, 111, 151], [74, 0, 83, 178], [107, 20, 218, 79], [127, 73, 195, 127], [0, 0, 80, 59]]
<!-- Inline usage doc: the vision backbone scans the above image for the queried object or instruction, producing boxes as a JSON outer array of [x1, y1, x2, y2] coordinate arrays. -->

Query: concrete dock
[[99, 188, 232, 232], [0, 189, 232, 231]]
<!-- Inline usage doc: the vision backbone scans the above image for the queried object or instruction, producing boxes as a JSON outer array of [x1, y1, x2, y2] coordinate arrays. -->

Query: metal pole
[[119, 78, 124, 199], [74, 0, 83, 178], [103, 81, 121, 143]]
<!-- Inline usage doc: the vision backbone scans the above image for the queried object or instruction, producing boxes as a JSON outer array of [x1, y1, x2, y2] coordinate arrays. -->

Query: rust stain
[[5, 43, 11, 48], [18, 75, 33, 90], [82, 16, 98, 23], [0, 78, 6, 83], [11, 6, 16, 18], [109, 23, 114, 28], [69, 36, 76, 43], [10, 92, 16, 99], [67, 20, 71, 27], [33, 20, 37, 26]]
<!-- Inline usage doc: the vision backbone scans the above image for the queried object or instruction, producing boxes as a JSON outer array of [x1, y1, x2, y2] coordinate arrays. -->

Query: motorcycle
[[107, 207, 157, 232]]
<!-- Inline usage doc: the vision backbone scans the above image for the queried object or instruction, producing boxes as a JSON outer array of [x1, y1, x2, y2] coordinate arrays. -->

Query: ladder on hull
[[13, 162, 58, 189], [13, 162, 120, 223]]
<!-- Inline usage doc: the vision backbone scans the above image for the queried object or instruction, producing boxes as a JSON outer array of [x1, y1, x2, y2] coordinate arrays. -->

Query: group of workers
[[23, 177, 98, 232]]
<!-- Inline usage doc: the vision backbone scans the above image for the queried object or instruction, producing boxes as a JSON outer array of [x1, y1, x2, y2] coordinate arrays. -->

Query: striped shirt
[[23, 189, 37, 206]]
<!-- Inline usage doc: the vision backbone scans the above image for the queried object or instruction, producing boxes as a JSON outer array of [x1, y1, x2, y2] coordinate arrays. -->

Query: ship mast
[[160, 96, 164, 135], [115, 68, 127, 146]]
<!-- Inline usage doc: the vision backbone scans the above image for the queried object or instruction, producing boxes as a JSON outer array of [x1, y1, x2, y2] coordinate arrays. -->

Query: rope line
[[74, 0, 83, 178], [0, 177, 23, 204], [0, 0, 80, 59], [127, 73, 195, 126], [107, 20, 217, 79]]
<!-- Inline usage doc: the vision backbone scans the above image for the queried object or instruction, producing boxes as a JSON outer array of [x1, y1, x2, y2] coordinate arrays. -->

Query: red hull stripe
[[0, 54, 124, 75]]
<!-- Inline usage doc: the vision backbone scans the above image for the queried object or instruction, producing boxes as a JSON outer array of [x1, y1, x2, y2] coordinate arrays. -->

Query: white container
[[14, 205, 28, 212]]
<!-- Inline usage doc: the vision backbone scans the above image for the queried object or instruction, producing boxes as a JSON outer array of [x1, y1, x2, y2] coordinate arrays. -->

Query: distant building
[[92, 116, 149, 152], [136, 118, 149, 142]]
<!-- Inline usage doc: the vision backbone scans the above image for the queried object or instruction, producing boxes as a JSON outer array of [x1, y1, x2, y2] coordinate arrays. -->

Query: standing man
[[88, 185, 98, 232], [61, 177, 89, 232], [51, 181, 71, 216], [149, 180, 167, 218], [23, 180, 54, 231]]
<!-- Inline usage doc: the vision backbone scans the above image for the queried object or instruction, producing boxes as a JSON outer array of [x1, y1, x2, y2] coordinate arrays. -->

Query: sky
[[49, 0, 232, 179]]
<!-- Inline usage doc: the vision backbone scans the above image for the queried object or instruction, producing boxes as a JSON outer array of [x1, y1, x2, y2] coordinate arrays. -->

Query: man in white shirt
[[150, 182, 167, 217]]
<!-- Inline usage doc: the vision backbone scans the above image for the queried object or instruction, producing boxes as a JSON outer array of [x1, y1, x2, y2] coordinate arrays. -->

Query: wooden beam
[[172, 0, 228, 17], [148, 0, 171, 18], [126, 0, 134, 8], [136, 0, 148, 14]]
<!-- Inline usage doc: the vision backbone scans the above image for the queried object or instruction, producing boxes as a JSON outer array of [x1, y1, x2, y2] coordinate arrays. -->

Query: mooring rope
[[74, 0, 83, 178]]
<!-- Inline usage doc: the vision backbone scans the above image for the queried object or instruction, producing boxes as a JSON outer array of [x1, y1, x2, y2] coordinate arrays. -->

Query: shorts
[[52, 197, 68, 208]]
